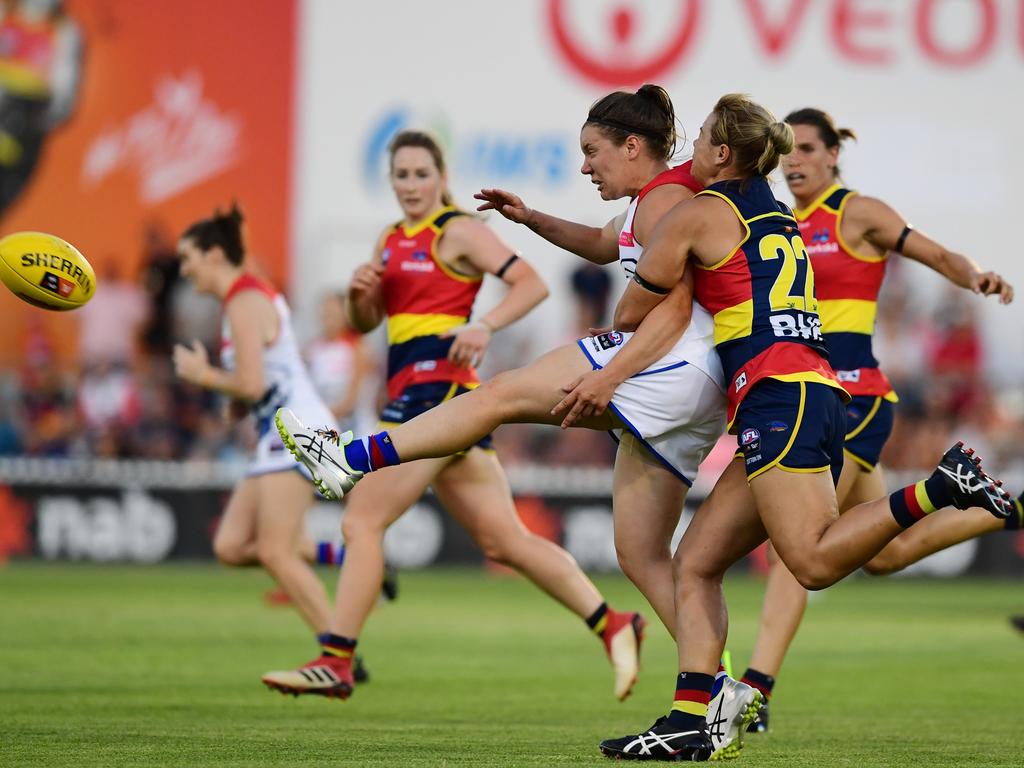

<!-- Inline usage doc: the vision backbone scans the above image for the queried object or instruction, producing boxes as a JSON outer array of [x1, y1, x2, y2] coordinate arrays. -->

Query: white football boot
[[274, 407, 363, 500], [706, 675, 762, 760]]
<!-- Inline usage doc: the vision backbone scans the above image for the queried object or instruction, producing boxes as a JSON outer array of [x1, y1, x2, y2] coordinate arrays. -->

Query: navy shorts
[[379, 381, 494, 451], [843, 395, 895, 472], [735, 379, 847, 486]]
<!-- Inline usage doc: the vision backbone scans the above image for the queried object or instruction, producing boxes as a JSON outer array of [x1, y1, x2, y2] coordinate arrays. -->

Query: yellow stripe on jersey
[[818, 299, 877, 335], [712, 299, 753, 345], [387, 313, 468, 345]]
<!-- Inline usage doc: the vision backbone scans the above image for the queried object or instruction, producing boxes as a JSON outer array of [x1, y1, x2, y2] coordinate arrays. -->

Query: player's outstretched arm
[[475, 187, 620, 265], [851, 195, 1014, 304]]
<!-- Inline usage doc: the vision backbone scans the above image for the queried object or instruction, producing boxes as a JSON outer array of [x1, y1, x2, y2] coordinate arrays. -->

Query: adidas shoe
[[275, 408, 363, 500], [933, 442, 1013, 518], [746, 698, 769, 734], [599, 717, 714, 761], [261, 654, 354, 699], [602, 611, 646, 701], [706, 677, 762, 759]]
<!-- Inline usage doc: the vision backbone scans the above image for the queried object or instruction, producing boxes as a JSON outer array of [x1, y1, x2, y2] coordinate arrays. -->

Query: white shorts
[[577, 332, 727, 486], [247, 400, 337, 478]]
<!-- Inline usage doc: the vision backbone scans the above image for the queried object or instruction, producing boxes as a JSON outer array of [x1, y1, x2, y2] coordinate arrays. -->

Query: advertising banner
[[0, 0, 297, 366]]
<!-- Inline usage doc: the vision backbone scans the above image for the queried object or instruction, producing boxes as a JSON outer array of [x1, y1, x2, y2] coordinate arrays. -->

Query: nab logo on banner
[[362, 108, 573, 194], [546, 0, 700, 87]]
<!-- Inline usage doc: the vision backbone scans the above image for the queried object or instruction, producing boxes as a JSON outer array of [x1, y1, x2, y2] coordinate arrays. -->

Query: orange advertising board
[[0, 0, 296, 366]]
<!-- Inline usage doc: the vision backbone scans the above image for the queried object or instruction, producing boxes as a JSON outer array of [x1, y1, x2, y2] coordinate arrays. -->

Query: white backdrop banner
[[292, 0, 1024, 380]]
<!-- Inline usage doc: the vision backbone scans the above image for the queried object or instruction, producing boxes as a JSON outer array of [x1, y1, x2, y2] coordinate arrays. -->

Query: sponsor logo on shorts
[[745, 453, 762, 465], [740, 428, 760, 453], [767, 421, 789, 433], [595, 332, 623, 350]]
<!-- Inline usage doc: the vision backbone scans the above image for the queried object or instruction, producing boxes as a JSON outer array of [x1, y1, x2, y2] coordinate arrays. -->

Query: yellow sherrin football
[[0, 231, 96, 311]]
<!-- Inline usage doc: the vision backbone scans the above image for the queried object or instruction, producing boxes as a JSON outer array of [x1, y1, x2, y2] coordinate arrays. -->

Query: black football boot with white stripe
[[934, 442, 1013, 518], [599, 717, 714, 761]]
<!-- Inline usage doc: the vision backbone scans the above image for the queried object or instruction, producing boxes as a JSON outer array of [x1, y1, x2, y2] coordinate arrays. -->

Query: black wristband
[[894, 225, 913, 254], [495, 253, 520, 279], [632, 271, 672, 295]]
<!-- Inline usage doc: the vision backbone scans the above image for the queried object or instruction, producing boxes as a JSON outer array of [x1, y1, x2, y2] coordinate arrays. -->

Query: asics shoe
[[275, 408, 363, 500], [261, 654, 354, 699], [933, 442, 1012, 518], [746, 698, 769, 734], [706, 677, 762, 759], [602, 610, 646, 701], [600, 717, 714, 761]]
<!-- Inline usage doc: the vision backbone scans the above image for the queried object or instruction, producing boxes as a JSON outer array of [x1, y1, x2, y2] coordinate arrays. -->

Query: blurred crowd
[[0, 232, 1020, 479]]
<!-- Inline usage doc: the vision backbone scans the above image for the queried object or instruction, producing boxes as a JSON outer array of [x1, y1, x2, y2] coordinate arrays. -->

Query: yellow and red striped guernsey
[[795, 184, 897, 402], [692, 176, 847, 428], [380, 206, 482, 400]]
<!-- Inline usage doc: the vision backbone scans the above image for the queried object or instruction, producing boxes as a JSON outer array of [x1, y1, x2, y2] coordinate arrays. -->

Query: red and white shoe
[[261, 654, 354, 699], [602, 610, 646, 701]]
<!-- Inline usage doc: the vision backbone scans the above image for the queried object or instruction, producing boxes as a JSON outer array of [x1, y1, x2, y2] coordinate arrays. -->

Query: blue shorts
[[379, 381, 494, 451], [735, 380, 846, 485], [843, 395, 895, 472]]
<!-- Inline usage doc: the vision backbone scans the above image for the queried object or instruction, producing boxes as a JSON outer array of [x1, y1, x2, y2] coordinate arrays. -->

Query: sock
[[343, 431, 400, 473], [889, 474, 952, 528], [1005, 496, 1024, 530], [317, 632, 357, 661], [710, 661, 727, 699], [585, 603, 609, 636], [667, 671, 714, 730], [316, 542, 346, 566], [740, 668, 775, 700]]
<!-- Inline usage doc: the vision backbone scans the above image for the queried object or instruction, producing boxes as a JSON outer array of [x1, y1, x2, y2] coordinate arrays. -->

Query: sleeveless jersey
[[380, 206, 482, 400], [692, 176, 846, 426], [618, 161, 722, 384], [220, 274, 332, 438], [795, 184, 897, 402]]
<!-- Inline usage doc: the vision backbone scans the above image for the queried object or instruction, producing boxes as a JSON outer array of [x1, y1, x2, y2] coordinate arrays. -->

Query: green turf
[[1, 564, 1020, 766]]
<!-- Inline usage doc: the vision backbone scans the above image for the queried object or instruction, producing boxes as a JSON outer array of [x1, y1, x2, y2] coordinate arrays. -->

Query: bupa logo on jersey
[[361, 107, 573, 195]]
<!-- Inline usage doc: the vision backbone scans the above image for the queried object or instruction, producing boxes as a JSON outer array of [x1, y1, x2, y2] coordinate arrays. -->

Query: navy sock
[[318, 632, 357, 660], [667, 671, 714, 730], [740, 668, 775, 700], [316, 542, 346, 565], [585, 602, 608, 635], [343, 431, 400, 473]]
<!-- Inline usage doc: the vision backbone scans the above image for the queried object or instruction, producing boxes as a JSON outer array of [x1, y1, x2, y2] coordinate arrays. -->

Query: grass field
[[1, 564, 1020, 767]]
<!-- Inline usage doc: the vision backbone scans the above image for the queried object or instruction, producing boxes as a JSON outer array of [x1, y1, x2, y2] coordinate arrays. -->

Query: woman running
[[738, 107, 1015, 732], [595, 93, 1011, 761], [172, 204, 339, 651], [261, 130, 644, 703]]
